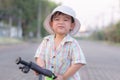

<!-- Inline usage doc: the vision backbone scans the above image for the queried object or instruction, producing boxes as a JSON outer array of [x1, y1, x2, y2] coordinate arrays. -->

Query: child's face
[[50, 13, 75, 35]]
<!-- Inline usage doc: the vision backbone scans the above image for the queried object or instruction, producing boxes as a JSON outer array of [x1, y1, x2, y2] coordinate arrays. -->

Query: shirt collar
[[60, 34, 74, 46], [44, 34, 74, 45]]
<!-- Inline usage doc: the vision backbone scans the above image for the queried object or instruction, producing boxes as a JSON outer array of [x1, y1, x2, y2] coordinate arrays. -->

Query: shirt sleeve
[[34, 39, 47, 60], [71, 41, 86, 65]]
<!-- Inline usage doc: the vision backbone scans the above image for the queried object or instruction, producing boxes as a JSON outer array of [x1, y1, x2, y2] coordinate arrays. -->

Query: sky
[[50, 0, 120, 31]]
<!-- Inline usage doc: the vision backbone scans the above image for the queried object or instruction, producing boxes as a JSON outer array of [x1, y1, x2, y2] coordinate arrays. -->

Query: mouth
[[57, 26, 65, 29]]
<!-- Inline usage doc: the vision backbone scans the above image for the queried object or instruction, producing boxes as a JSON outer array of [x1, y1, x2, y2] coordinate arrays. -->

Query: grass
[[0, 37, 23, 44]]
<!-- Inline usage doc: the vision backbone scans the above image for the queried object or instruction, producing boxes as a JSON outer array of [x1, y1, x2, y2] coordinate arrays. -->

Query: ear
[[71, 22, 75, 30]]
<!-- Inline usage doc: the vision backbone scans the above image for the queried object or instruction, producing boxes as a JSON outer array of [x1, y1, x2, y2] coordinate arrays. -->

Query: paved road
[[79, 40, 120, 80], [0, 40, 120, 80], [0, 42, 39, 80]]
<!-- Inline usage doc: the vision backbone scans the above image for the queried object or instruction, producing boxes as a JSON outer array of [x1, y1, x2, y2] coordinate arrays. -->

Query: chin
[[58, 33, 67, 35]]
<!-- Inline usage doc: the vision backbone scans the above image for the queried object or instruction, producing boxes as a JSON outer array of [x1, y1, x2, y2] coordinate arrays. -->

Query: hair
[[50, 11, 74, 23]]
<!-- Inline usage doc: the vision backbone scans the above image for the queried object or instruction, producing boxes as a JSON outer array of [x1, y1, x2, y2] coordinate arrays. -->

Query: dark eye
[[64, 18, 69, 21], [64, 19, 68, 21]]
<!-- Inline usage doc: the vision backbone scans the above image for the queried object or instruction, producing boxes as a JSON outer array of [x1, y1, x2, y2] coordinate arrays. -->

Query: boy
[[34, 5, 86, 80]]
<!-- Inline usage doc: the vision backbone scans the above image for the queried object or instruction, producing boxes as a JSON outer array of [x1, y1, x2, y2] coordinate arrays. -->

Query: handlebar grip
[[30, 62, 57, 79], [15, 57, 57, 79]]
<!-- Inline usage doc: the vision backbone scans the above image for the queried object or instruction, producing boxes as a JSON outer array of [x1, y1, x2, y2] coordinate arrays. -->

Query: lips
[[57, 26, 65, 29]]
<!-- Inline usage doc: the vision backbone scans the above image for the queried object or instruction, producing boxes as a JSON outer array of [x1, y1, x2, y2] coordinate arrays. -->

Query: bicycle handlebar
[[15, 57, 57, 79]]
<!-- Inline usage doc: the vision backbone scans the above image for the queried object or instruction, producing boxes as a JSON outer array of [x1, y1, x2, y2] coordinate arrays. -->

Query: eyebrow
[[64, 16, 71, 19]]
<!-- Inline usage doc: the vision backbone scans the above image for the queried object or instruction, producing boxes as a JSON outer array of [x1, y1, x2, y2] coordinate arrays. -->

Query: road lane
[[0, 40, 120, 80], [0, 43, 39, 80], [79, 40, 120, 80]]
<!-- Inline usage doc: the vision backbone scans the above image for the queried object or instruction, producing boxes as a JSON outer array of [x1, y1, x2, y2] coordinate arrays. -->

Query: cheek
[[49, 22, 54, 29], [49, 22, 53, 27]]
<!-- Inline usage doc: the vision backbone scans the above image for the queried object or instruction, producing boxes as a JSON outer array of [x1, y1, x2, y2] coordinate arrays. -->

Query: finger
[[33, 71, 39, 75]]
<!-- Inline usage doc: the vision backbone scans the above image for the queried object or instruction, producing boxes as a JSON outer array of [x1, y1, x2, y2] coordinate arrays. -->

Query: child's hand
[[55, 74, 64, 80], [33, 71, 39, 76]]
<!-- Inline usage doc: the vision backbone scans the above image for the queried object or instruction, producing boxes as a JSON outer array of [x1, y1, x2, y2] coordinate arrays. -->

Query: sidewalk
[[80, 63, 120, 80], [79, 40, 120, 80], [0, 40, 120, 80]]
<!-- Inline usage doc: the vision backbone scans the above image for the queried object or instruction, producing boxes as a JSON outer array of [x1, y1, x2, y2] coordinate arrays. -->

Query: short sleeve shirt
[[35, 34, 86, 80]]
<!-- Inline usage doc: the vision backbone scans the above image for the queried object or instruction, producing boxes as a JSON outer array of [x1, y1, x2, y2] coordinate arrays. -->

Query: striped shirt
[[35, 34, 86, 80]]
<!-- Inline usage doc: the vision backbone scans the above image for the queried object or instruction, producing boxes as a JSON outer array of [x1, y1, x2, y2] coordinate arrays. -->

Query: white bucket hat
[[44, 5, 81, 35]]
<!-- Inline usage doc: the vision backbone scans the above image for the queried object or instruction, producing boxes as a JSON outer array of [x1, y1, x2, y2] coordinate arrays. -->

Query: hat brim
[[43, 14, 81, 36]]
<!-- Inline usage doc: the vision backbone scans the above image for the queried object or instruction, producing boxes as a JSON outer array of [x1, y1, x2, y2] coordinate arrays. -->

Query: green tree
[[0, 0, 58, 38], [104, 21, 120, 43]]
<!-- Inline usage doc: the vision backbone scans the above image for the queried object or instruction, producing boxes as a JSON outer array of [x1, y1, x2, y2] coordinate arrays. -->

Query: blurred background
[[0, 0, 120, 43], [0, 0, 120, 80], [0, 0, 58, 41]]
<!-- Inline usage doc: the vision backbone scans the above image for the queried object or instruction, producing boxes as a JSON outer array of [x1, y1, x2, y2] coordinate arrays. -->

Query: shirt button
[[53, 56, 55, 58], [51, 66, 54, 68]]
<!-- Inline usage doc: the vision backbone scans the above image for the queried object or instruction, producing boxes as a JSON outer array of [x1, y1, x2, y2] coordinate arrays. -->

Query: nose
[[58, 19, 64, 24]]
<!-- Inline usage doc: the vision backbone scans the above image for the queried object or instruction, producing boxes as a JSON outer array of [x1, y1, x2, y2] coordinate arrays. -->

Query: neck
[[54, 34, 67, 49], [55, 34, 66, 41]]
